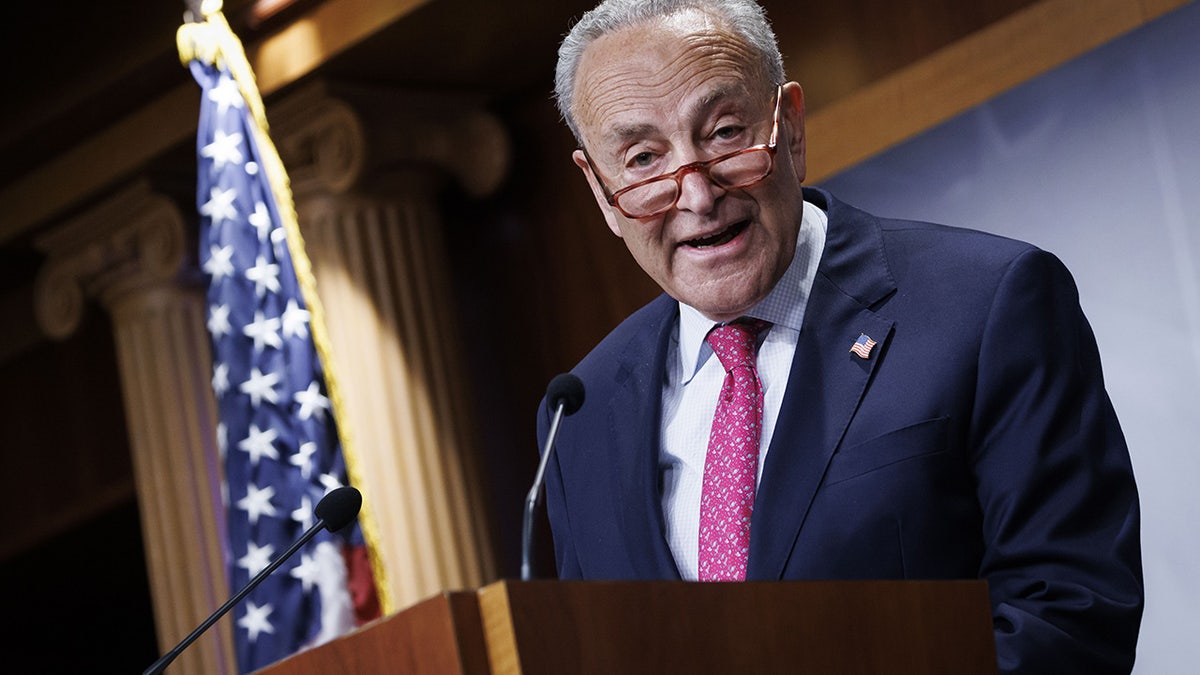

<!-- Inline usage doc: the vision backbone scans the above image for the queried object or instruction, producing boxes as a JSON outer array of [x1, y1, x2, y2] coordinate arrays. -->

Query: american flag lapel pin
[[849, 333, 877, 359]]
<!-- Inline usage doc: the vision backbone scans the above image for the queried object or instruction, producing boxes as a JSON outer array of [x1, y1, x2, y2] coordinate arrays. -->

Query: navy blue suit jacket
[[538, 187, 1142, 673]]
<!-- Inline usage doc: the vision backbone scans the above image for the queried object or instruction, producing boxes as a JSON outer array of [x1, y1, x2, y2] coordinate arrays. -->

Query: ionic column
[[269, 82, 508, 609], [34, 181, 235, 675]]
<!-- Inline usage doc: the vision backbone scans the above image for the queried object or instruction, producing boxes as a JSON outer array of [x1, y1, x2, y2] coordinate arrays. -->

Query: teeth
[[687, 222, 744, 248], [693, 230, 734, 247]]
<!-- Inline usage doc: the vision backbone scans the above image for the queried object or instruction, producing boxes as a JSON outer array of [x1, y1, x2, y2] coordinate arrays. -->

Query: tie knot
[[706, 319, 770, 371]]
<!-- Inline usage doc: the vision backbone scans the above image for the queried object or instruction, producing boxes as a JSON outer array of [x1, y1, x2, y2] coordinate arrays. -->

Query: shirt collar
[[676, 199, 828, 382]]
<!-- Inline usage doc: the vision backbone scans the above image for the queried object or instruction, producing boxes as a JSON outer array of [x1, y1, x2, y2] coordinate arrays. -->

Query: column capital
[[33, 180, 188, 339], [269, 80, 510, 198]]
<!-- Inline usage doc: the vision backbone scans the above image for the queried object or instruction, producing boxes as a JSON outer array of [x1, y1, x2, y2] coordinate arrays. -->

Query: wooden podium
[[259, 580, 997, 674]]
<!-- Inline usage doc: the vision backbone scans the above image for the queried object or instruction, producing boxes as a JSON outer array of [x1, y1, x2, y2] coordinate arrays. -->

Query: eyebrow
[[598, 85, 749, 150], [690, 85, 742, 119], [603, 122, 658, 147]]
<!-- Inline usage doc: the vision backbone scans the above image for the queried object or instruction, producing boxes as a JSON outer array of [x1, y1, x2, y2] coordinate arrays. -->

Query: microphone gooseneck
[[522, 373, 586, 581], [143, 486, 363, 675]]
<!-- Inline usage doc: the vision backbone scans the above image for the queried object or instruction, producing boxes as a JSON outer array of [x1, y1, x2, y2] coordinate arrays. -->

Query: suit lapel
[[606, 295, 683, 579], [748, 188, 897, 580]]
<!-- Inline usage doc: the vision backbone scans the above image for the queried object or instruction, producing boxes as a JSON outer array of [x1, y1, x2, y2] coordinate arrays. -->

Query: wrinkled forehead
[[572, 10, 771, 149]]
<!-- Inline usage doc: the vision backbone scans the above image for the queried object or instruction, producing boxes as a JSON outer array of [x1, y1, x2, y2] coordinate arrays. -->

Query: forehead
[[572, 11, 766, 147]]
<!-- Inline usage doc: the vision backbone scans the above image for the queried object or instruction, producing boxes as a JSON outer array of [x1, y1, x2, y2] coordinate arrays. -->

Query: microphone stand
[[143, 517, 330, 675], [521, 399, 569, 581]]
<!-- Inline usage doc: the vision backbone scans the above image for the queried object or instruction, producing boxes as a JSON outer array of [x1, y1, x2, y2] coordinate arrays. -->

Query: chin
[[689, 297, 757, 322], [667, 265, 774, 319]]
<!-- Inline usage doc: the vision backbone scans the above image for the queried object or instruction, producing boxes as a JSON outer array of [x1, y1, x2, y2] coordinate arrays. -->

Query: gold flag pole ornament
[[177, 0, 394, 617]]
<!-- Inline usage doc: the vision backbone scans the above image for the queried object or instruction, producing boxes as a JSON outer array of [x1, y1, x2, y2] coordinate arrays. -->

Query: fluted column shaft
[[34, 182, 235, 675], [301, 188, 490, 605], [271, 82, 507, 608]]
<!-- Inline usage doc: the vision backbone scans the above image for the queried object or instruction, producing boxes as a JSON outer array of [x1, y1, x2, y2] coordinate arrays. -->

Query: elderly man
[[537, 1, 1143, 672]]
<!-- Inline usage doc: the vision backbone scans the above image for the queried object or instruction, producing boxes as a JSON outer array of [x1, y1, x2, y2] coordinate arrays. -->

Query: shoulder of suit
[[876, 217, 1044, 270], [812, 186, 1041, 265], [572, 293, 675, 376]]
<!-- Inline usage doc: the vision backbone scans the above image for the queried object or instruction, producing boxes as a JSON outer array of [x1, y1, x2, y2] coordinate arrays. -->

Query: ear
[[780, 82, 807, 184], [573, 149, 624, 237]]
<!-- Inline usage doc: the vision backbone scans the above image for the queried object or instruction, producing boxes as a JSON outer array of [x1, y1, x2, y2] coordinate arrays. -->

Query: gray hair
[[554, 0, 786, 143]]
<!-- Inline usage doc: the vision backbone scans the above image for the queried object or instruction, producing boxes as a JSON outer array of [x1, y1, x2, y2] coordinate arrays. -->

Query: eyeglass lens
[[616, 148, 773, 217]]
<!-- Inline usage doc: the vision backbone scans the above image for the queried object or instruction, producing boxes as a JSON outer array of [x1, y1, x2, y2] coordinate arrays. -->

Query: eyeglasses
[[585, 84, 783, 220]]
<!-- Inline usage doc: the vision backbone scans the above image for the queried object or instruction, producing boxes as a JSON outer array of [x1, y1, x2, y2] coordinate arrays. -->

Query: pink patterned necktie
[[698, 318, 771, 582]]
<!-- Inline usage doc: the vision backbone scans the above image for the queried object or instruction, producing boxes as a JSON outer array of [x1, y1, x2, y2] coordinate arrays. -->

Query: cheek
[[620, 227, 672, 277], [618, 216, 663, 249], [624, 230, 659, 262], [756, 179, 805, 238]]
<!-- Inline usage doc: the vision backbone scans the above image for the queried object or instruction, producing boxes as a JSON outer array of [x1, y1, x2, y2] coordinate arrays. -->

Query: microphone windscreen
[[315, 486, 362, 532], [547, 373, 586, 416]]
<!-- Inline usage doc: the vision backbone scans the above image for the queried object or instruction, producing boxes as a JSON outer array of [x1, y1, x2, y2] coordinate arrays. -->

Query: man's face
[[571, 10, 807, 323]]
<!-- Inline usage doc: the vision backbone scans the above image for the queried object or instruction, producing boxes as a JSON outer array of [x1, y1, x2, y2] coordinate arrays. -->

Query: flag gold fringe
[[177, 0, 395, 618]]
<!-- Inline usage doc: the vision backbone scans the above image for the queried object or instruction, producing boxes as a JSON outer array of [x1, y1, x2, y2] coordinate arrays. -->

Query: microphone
[[521, 373, 585, 580], [143, 486, 363, 675]]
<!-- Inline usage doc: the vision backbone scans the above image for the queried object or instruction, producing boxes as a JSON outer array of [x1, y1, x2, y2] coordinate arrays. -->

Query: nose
[[673, 166, 724, 216]]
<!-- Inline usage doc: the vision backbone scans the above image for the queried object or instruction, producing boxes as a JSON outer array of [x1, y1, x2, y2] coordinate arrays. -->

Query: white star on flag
[[249, 201, 272, 242], [243, 311, 283, 352], [281, 299, 311, 339], [237, 483, 279, 525], [290, 442, 317, 479], [202, 244, 235, 282], [294, 381, 331, 422], [200, 187, 239, 227], [318, 473, 343, 494], [240, 367, 281, 408], [290, 553, 321, 593], [237, 423, 280, 466], [208, 304, 232, 339], [291, 495, 315, 531], [270, 227, 288, 259], [212, 362, 230, 397], [200, 129, 244, 169], [245, 255, 281, 298], [237, 601, 275, 643], [208, 75, 245, 116], [237, 541, 275, 578]]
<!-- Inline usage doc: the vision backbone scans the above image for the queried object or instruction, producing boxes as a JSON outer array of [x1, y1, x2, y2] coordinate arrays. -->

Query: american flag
[[187, 55, 379, 672], [849, 333, 877, 359]]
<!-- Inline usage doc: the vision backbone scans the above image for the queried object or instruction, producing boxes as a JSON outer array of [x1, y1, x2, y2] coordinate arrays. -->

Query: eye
[[630, 151, 656, 167], [714, 125, 744, 141]]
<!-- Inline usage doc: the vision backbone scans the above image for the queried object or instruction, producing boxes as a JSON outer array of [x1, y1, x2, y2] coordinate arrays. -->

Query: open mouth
[[682, 220, 749, 248]]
